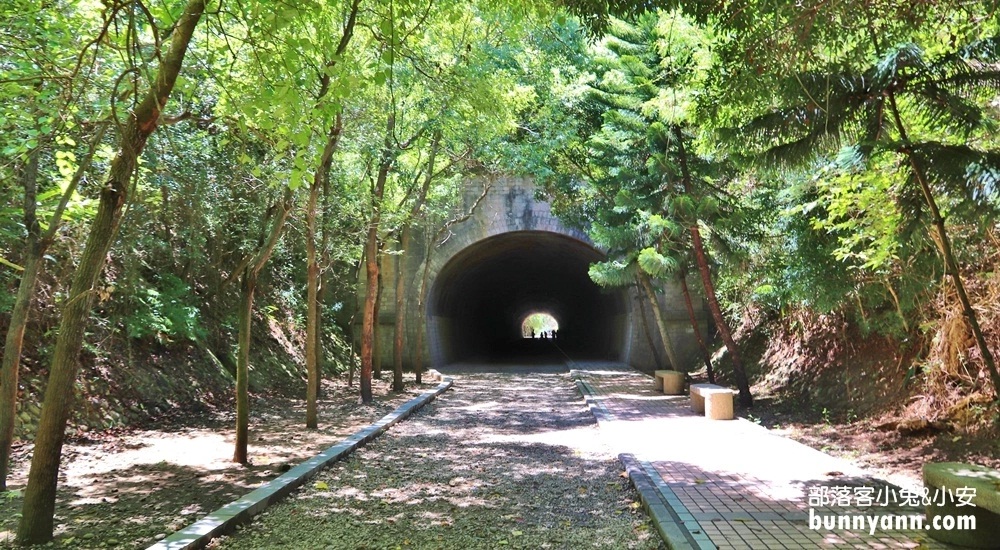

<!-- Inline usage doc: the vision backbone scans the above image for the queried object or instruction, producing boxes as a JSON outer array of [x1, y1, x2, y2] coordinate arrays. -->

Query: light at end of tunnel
[[521, 312, 559, 338]]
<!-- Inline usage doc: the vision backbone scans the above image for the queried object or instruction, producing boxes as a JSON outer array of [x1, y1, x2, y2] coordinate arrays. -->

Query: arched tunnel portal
[[356, 176, 705, 373], [427, 231, 628, 365]]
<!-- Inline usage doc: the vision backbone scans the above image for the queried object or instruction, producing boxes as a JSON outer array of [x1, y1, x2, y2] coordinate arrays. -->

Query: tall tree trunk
[[689, 228, 751, 405], [361, 114, 396, 403], [679, 269, 715, 383], [0, 147, 41, 492], [637, 271, 681, 370], [392, 235, 407, 391], [306, 0, 358, 415], [234, 272, 255, 464], [393, 131, 439, 392], [16, 3, 204, 542], [634, 279, 664, 370], [361, 229, 380, 403], [373, 251, 384, 380], [305, 184, 321, 429], [2, 87, 106, 494], [413, 231, 433, 385], [671, 124, 751, 406], [305, 119, 343, 429], [232, 187, 294, 464], [885, 92, 1000, 396]]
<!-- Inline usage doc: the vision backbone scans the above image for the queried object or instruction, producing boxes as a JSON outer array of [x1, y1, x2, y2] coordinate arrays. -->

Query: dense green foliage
[[2, 0, 1000, 542]]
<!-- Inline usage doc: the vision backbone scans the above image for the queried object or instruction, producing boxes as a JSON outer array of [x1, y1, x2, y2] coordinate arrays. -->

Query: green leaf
[[638, 248, 678, 278]]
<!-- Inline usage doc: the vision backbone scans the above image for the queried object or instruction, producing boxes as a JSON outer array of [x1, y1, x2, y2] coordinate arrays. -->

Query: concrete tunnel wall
[[357, 176, 708, 372]]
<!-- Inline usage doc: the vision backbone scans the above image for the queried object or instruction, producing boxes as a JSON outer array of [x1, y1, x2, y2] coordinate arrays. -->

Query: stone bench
[[922, 462, 1000, 548], [653, 370, 684, 395], [689, 383, 735, 420]]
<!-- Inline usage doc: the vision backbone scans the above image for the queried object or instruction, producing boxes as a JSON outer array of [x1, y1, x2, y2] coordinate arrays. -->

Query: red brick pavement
[[571, 362, 962, 550]]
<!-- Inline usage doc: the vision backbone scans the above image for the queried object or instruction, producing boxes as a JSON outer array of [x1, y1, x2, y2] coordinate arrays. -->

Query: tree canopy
[[2, 0, 1000, 543]]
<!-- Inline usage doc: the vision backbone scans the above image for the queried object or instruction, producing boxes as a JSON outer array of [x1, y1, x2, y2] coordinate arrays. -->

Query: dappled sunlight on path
[[573, 362, 956, 549], [216, 364, 661, 549]]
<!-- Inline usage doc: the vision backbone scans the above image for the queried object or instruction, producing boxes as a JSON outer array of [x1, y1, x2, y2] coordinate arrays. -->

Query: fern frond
[[589, 258, 638, 288], [911, 142, 1000, 211], [724, 71, 882, 168], [638, 247, 680, 278]]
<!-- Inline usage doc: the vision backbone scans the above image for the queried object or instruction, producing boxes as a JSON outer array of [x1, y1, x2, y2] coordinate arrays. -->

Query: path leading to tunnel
[[215, 366, 661, 549], [571, 362, 957, 549]]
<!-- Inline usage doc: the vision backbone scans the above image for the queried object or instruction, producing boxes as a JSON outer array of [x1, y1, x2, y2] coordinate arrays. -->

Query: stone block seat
[[922, 462, 1000, 548], [689, 383, 736, 420], [653, 370, 685, 395]]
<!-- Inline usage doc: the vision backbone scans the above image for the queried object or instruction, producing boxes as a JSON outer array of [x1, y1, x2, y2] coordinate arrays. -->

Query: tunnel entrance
[[427, 231, 628, 365]]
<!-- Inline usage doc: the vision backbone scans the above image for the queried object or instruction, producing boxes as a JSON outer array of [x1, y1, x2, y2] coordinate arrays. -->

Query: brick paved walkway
[[570, 362, 960, 550]]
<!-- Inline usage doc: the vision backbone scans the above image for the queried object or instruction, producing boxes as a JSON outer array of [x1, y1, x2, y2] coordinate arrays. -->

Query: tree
[[0, 0, 119, 492], [534, 12, 752, 402], [304, 0, 360, 428], [17, 0, 207, 542], [0, 125, 106, 491], [588, 239, 683, 370], [360, 113, 400, 403], [729, 33, 1000, 397], [393, 130, 440, 391]]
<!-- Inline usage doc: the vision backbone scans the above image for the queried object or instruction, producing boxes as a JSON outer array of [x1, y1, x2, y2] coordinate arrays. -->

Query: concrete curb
[[569, 369, 616, 422], [618, 454, 716, 550], [571, 369, 713, 550], [147, 378, 453, 550]]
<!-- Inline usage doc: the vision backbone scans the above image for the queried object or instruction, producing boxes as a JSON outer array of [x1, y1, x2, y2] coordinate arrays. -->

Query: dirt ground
[[211, 369, 659, 550], [747, 396, 1000, 491], [0, 375, 434, 548], [1, 369, 997, 549]]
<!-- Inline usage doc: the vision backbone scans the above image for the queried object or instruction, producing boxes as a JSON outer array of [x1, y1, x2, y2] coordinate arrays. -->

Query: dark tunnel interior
[[428, 231, 627, 365]]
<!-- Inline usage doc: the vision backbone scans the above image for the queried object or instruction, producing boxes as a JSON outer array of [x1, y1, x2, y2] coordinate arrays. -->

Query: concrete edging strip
[[571, 370, 711, 549], [146, 378, 454, 550], [569, 370, 616, 422], [618, 453, 714, 550]]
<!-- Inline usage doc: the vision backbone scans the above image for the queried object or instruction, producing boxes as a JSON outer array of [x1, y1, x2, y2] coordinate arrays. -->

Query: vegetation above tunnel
[[1, 0, 1000, 544]]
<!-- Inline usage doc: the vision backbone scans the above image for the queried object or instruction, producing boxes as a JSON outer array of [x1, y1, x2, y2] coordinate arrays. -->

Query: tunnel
[[427, 230, 629, 365]]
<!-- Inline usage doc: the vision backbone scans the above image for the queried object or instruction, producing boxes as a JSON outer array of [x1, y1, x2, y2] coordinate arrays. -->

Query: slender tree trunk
[[306, 0, 358, 411], [305, 120, 343, 429], [671, 124, 751, 406], [234, 272, 255, 464], [3, 81, 106, 495], [16, 3, 204, 542], [1, 148, 40, 492], [634, 280, 664, 369], [361, 114, 396, 403], [373, 251, 384, 380], [690, 228, 751, 405], [392, 235, 407, 391], [637, 271, 681, 369], [393, 131, 439, 392], [232, 187, 294, 464], [305, 188, 321, 429], [361, 229, 380, 403], [679, 269, 715, 383], [413, 233, 433, 385], [885, 93, 1000, 396]]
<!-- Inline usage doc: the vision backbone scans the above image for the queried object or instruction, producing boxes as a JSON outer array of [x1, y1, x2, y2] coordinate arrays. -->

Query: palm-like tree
[[581, 13, 752, 404], [731, 36, 1000, 397]]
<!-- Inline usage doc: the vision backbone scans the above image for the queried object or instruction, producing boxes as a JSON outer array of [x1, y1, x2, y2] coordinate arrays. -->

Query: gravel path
[[213, 366, 662, 549]]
